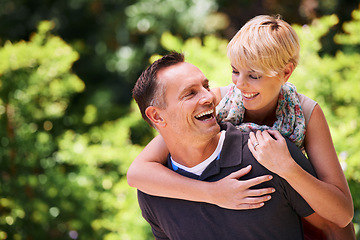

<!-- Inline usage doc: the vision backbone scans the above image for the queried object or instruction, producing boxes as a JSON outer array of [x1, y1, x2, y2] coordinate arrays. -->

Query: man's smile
[[195, 109, 215, 121]]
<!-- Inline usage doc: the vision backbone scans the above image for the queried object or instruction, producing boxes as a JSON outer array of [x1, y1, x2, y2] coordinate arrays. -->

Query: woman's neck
[[243, 94, 279, 126], [243, 101, 278, 126], [243, 111, 276, 126]]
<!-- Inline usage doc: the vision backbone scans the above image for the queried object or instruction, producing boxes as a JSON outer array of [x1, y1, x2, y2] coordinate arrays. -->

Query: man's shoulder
[[219, 122, 249, 138], [217, 122, 249, 169], [284, 137, 317, 177], [219, 122, 316, 177], [219, 122, 250, 150]]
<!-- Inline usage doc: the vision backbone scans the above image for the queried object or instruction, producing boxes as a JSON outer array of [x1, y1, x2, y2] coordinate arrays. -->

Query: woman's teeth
[[242, 92, 259, 98]]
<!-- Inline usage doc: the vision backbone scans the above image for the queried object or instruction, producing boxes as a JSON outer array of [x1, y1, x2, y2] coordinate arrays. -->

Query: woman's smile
[[242, 92, 259, 100]]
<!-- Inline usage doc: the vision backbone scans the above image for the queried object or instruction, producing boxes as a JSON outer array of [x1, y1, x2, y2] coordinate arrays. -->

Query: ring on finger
[[253, 142, 260, 150]]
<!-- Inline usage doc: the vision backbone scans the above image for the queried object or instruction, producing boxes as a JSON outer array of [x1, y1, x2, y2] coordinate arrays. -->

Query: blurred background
[[0, 0, 359, 239]]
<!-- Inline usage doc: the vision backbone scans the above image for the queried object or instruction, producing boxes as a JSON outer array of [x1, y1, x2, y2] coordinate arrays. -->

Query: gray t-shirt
[[137, 122, 315, 240]]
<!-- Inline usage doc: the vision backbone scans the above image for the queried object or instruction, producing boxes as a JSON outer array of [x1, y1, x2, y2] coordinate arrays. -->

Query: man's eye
[[185, 91, 195, 97]]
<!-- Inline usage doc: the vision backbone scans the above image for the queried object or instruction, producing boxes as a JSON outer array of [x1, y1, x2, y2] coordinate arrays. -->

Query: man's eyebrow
[[203, 78, 209, 86], [179, 84, 197, 96], [179, 78, 209, 96], [201, 78, 210, 87]]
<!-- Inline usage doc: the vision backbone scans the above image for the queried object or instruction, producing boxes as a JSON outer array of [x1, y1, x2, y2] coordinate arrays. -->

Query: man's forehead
[[158, 62, 193, 74], [157, 62, 204, 83]]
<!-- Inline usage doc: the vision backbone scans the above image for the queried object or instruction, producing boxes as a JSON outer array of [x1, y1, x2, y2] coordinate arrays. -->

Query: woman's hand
[[209, 165, 275, 210], [247, 130, 296, 177], [248, 127, 353, 227], [128, 135, 275, 210]]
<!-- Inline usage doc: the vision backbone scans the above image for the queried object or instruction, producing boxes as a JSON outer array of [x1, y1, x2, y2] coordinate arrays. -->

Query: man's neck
[[166, 132, 222, 168]]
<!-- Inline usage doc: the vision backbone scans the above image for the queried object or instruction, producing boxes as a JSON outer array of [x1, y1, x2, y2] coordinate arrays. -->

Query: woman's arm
[[304, 213, 355, 240], [302, 104, 353, 225], [247, 105, 353, 227], [127, 135, 276, 209]]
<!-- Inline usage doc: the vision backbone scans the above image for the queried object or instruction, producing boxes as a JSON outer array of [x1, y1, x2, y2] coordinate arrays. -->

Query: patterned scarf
[[216, 82, 306, 147]]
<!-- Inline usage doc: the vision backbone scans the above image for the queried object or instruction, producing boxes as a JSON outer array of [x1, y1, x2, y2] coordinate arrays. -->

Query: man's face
[[156, 62, 219, 140]]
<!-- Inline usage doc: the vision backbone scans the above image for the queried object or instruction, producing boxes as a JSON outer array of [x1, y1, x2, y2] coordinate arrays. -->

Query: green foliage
[[155, 31, 232, 88], [129, 119, 155, 146], [55, 102, 150, 239], [0, 21, 84, 238], [334, 8, 360, 46], [1, 5, 360, 240], [0, 20, 152, 239], [0, 0, 226, 135], [125, 0, 222, 36]]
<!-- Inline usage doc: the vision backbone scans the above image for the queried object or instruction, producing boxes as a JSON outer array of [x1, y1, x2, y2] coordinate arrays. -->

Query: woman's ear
[[145, 106, 166, 128], [283, 62, 295, 83]]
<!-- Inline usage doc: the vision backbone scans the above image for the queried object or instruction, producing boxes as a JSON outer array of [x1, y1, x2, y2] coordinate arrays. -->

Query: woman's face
[[231, 64, 285, 115]]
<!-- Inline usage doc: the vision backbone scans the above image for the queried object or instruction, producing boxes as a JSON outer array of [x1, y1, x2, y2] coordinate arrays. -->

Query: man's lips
[[195, 109, 215, 121]]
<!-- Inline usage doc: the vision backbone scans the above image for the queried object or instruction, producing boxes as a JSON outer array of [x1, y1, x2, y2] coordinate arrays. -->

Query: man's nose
[[199, 89, 215, 105]]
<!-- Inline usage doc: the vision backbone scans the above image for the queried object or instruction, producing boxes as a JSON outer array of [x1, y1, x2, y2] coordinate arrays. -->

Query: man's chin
[[205, 121, 221, 133]]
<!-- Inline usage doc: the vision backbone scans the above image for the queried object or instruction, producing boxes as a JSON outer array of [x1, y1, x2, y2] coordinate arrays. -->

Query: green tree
[[0, 0, 226, 133], [1, 4, 360, 240], [0, 21, 85, 238], [55, 102, 151, 239], [0, 21, 152, 240]]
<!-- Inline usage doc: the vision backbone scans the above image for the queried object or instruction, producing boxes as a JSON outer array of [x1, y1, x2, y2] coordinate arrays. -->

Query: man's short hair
[[132, 51, 185, 127]]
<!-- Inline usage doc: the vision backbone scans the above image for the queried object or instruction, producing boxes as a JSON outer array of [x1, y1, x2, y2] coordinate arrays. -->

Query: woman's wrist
[[278, 156, 302, 180]]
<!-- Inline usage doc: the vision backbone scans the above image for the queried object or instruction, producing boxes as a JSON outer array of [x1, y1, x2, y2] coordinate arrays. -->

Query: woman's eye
[[249, 74, 260, 80], [232, 70, 239, 74]]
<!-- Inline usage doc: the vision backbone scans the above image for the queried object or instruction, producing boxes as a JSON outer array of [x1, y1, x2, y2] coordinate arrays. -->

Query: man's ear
[[283, 62, 295, 83], [145, 106, 166, 128]]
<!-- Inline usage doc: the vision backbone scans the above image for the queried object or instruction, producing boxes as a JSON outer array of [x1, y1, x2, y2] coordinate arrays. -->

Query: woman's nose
[[233, 75, 247, 89]]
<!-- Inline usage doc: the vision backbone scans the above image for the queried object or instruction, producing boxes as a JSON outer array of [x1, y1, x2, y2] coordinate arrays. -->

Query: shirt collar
[[167, 122, 244, 180]]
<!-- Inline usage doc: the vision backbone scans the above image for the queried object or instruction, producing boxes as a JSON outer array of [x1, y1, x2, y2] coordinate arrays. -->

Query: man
[[132, 52, 327, 239]]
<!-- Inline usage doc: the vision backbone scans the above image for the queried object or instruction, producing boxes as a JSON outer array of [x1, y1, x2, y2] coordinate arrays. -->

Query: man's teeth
[[195, 110, 214, 119], [242, 93, 258, 98]]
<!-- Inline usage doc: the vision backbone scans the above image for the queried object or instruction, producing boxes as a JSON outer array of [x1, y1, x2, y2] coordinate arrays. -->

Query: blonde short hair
[[227, 15, 300, 77]]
